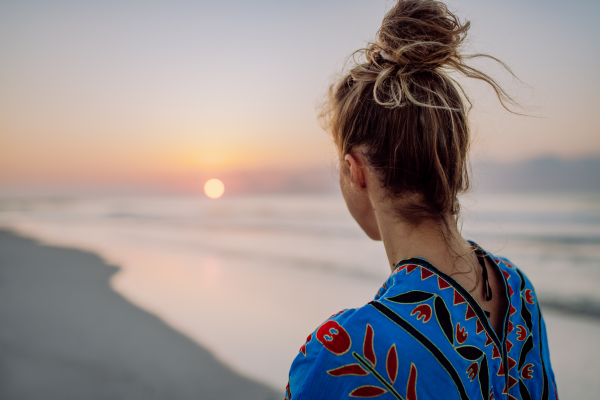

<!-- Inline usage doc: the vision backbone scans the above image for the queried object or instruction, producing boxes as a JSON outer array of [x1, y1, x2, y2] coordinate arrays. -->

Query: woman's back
[[286, 252, 557, 400]]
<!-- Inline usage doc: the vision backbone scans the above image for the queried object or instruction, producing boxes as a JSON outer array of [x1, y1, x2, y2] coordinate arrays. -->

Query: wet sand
[[0, 230, 279, 400]]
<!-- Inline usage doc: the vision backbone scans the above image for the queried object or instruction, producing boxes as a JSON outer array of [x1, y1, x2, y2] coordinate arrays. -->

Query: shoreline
[[2, 225, 600, 398], [539, 298, 600, 321], [0, 229, 279, 400]]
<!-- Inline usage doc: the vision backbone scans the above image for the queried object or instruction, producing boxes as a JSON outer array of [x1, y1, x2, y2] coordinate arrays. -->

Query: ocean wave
[[539, 297, 600, 320]]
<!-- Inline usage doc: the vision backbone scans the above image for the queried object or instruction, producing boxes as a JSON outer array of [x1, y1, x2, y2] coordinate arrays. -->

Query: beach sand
[[0, 230, 279, 400]]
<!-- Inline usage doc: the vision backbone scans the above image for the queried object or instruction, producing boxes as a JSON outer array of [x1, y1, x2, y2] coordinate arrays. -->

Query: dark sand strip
[[0, 230, 280, 400]]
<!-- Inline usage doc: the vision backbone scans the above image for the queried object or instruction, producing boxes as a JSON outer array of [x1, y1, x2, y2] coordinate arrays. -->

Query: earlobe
[[344, 154, 359, 191], [344, 159, 353, 185], [345, 152, 367, 192]]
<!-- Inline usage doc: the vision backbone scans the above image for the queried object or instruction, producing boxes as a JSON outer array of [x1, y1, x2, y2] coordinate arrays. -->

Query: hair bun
[[370, 0, 469, 71]]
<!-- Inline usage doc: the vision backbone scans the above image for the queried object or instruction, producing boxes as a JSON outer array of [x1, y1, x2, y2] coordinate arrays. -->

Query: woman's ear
[[344, 152, 367, 191]]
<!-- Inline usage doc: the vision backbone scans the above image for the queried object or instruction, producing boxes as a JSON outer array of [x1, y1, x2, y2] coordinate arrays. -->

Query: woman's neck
[[374, 207, 474, 284], [370, 197, 505, 332]]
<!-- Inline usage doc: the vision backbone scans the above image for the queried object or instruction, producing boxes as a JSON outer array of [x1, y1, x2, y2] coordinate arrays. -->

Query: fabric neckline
[[389, 243, 511, 350]]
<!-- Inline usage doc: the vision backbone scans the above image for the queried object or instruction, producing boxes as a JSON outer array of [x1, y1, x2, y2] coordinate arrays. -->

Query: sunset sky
[[1, 0, 598, 194]]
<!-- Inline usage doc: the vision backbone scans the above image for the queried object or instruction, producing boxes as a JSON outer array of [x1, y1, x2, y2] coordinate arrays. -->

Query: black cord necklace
[[474, 247, 493, 317]]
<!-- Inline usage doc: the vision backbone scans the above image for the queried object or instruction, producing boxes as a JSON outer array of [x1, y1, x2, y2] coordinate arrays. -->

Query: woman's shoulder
[[489, 254, 538, 297], [285, 303, 415, 400], [285, 259, 472, 400]]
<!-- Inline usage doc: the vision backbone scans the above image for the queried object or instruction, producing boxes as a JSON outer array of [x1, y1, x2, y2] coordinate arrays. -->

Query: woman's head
[[322, 0, 516, 232]]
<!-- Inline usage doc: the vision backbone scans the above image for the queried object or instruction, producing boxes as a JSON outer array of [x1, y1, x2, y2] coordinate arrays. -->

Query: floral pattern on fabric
[[285, 246, 558, 400]]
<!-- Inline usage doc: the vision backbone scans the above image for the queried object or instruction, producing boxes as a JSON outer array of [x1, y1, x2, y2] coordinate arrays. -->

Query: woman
[[285, 1, 557, 399]]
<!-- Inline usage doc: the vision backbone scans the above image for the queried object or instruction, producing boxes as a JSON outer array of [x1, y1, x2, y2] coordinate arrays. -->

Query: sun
[[204, 179, 225, 199]]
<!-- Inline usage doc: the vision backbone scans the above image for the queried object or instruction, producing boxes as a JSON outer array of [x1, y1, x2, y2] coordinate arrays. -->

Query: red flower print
[[467, 362, 478, 381], [364, 324, 377, 366], [492, 345, 501, 359], [465, 306, 476, 321], [326, 324, 420, 400], [497, 361, 505, 376], [453, 290, 466, 305], [456, 322, 468, 344], [406, 363, 417, 400], [411, 304, 432, 323], [421, 268, 434, 280], [521, 363, 534, 380], [516, 325, 527, 341], [316, 321, 352, 355], [386, 344, 398, 384], [524, 289, 535, 304], [405, 264, 419, 274], [508, 375, 519, 390], [350, 386, 387, 398], [438, 277, 451, 290], [328, 364, 368, 377], [299, 334, 311, 356], [508, 321, 514, 334], [484, 332, 494, 346], [476, 320, 484, 334], [506, 340, 514, 352]]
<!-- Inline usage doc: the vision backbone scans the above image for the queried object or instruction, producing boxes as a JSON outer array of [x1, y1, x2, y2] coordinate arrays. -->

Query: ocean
[[1, 192, 599, 393]]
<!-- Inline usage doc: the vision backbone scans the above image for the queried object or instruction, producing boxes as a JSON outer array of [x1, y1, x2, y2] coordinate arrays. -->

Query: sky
[[1, 0, 599, 194]]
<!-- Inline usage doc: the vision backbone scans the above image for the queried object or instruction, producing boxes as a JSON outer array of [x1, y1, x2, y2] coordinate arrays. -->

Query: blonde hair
[[321, 0, 518, 226]]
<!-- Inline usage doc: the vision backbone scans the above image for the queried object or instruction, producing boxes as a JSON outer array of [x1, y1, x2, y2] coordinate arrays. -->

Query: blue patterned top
[[285, 249, 558, 400]]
